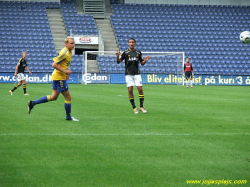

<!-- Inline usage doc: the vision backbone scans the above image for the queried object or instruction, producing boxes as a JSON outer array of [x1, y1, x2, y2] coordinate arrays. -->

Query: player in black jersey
[[9, 51, 32, 95], [116, 38, 150, 114]]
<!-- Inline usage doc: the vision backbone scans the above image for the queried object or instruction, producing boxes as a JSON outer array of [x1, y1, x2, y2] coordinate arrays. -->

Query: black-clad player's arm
[[141, 55, 150, 65], [26, 66, 32, 75], [116, 50, 122, 64], [14, 64, 19, 77]]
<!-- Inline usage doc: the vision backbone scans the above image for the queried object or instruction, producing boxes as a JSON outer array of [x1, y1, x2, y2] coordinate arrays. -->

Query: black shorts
[[185, 71, 193, 79]]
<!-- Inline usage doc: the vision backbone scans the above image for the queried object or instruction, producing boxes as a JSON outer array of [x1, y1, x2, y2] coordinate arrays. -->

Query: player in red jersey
[[183, 58, 194, 88]]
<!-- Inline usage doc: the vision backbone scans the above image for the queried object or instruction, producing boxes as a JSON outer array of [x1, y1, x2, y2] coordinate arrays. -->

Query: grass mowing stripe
[[1, 133, 249, 136], [1, 84, 249, 187]]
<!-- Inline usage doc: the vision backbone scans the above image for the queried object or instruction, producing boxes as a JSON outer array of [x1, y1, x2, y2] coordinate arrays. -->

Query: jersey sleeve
[[17, 58, 21, 66], [139, 51, 143, 62], [53, 48, 68, 64], [120, 51, 125, 62]]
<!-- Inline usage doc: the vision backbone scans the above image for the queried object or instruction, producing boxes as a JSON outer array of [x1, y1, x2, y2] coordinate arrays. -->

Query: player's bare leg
[[190, 78, 193, 88], [50, 89, 60, 101], [128, 87, 138, 114], [186, 78, 189, 88], [137, 86, 147, 113], [10, 81, 22, 95], [62, 90, 79, 121]]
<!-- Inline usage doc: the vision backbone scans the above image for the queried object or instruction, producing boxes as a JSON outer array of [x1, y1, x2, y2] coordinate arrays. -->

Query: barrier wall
[[1, 73, 250, 86]]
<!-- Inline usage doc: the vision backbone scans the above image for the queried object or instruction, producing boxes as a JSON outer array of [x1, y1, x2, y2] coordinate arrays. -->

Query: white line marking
[[218, 99, 246, 101], [0, 133, 249, 136]]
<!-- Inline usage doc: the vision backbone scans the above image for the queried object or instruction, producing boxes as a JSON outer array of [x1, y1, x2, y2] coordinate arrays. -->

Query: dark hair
[[128, 38, 136, 43]]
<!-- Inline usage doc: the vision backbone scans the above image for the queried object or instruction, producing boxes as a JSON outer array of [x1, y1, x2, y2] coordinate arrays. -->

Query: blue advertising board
[[1, 72, 250, 85], [143, 74, 202, 85], [0, 73, 79, 84], [203, 75, 250, 86], [81, 73, 110, 84], [110, 74, 202, 85], [110, 74, 125, 84]]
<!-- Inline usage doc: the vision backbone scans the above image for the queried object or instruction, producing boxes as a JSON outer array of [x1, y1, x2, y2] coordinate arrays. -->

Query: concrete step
[[51, 32, 66, 35], [101, 31, 116, 35], [87, 68, 100, 72], [48, 18, 63, 21], [76, 0, 84, 14], [97, 24, 112, 27], [51, 30, 66, 33], [87, 60, 100, 73], [97, 27, 113, 31], [103, 37, 117, 42], [99, 30, 114, 34], [95, 16, 120, 51], [104, 46, 119, 51], [47, 14, 62, 18], [105, 45, 119, 51], [96, 22, 111, 27], [103, 39, 117, 43], [103, 35, 116, 39], [87, 13, 105, 19], [105, 12, 112, 16], [96, 19, 110, 24], [47, 8, 67, 54], [104, 40, 117, 45], [103, 41, 117, 46], [54, 39, 65, 42], [49, 21, 65, 25], [50, 27, 65, 31], [50, 26, 65, 29]]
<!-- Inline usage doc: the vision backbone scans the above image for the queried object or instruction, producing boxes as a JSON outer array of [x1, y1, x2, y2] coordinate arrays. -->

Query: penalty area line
[[0, 133, 249, 136]]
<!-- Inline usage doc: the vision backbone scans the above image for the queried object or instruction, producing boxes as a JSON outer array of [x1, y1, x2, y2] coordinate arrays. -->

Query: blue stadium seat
[[0, 1, 56, 73], [111, 3, 250, 76]]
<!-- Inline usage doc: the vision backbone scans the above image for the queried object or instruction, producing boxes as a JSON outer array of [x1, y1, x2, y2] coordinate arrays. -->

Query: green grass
[[0, 83, 249, 187]]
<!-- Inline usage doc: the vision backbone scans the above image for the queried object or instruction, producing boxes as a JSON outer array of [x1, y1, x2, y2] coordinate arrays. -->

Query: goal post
[[82, 51, 185, 85]]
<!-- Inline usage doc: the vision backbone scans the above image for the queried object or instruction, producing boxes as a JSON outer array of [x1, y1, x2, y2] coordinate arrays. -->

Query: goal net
[[82, 51, 185, 85]]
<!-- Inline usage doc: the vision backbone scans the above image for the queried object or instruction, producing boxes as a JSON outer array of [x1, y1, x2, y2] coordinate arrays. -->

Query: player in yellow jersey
[[28, 37, 79, 121]]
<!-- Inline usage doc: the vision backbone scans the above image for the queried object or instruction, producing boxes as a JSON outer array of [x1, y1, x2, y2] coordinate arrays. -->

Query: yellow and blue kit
[[52, 47, 72, 80], [29, 46, 74, 120]]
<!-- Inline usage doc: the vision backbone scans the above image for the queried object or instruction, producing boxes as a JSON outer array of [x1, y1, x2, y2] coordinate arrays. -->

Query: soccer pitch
[[0, 83, 249, 187]]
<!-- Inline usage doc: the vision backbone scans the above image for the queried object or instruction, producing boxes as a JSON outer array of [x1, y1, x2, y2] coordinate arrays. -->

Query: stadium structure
[[0, 0, 250, 85]]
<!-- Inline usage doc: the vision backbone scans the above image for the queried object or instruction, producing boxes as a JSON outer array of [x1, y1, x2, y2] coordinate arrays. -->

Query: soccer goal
[[82, 51, 185, 85]]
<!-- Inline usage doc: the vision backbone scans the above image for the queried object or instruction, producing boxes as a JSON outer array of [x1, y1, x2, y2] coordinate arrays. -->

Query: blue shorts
[[52, 80, 69, 92]]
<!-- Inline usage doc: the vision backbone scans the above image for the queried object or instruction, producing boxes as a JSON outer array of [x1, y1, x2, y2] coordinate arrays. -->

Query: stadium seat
[[0, 1, 57, 73], [111, 3, 250, 76]]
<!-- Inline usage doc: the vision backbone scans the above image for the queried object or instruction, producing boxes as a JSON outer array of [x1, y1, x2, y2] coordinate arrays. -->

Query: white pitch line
[[0, 133, 249, 136]]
